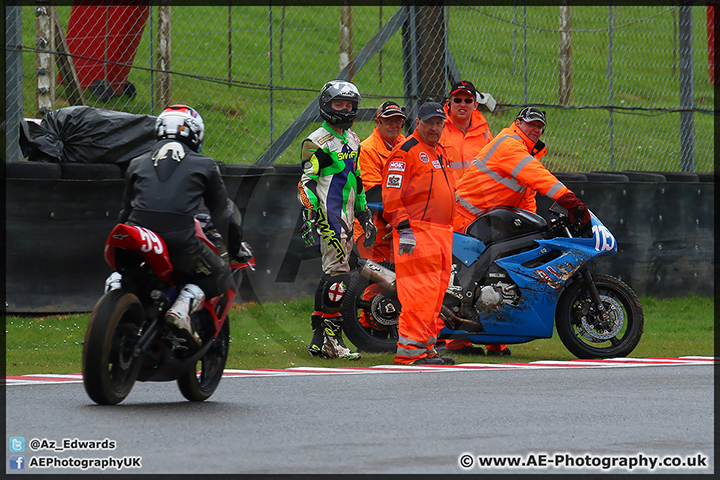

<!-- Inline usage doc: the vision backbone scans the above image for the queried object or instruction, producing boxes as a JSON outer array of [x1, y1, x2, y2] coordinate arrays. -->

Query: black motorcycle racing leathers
[[119, 139, 236, 297]]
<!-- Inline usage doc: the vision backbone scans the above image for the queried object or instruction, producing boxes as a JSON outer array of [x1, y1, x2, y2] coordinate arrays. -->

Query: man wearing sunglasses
[[436, 80, 495, 355], [440, 80, 494, 180]]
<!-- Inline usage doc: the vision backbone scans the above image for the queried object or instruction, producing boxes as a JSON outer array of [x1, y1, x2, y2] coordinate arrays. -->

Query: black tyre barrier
[[5, 161, 62, 179], [214, 161, 228, 175], [59, 162, 123, 180], [585, 172, 630, 182], [552, 172, 588, 182], [619, 171, 667, 183], [271, 164, 302, 175], [660, 172, 699, 182], [224, 164, 275, 176], [696, 172, 715, 183], [5, 169, 714, 312]]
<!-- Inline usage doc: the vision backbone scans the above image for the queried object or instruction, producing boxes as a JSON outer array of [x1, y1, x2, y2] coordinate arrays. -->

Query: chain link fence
[[4, 3, 715, 172]]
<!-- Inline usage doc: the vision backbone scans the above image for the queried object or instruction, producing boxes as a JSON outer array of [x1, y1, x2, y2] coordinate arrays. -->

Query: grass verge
[[4, 295, 714, 377]]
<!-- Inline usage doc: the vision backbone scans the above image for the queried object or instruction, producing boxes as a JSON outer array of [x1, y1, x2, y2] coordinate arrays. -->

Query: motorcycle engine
[[475, 282, 520, 311]]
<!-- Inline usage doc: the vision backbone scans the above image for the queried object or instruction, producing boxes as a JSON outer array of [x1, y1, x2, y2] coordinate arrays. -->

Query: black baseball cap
[[417, 102, 446, 121], [375, 101, 407, 120], [449, 80, 477, 97], [516, 106, 547, 126]]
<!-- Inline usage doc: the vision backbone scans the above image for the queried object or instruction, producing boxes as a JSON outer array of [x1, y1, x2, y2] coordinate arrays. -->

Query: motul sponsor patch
[[386, 174, 403, 188], [388, 161, 406, 172], [419, 152, 430, 163]]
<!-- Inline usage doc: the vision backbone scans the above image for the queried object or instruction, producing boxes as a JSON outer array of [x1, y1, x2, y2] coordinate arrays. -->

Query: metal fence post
[[679, 3, 695, 172], [608, 5, 615, 171], [403, 2, 420, 132], [5, 4, 24, 162], [269, 4, 274, 154], [522, 5, 527, 103]]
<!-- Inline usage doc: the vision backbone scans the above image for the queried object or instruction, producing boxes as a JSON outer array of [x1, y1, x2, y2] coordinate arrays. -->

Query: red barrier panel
[[709, 5, 716, 85], [63, 2, 149, 98]]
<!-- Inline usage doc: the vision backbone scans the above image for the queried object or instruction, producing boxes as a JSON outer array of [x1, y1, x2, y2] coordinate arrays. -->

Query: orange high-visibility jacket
[[353, 127, 405, 261], [439, 103, 493, 179], [382, 130, 457, 230], [357, 127, 406, 192], [455, 122, 567, 215]]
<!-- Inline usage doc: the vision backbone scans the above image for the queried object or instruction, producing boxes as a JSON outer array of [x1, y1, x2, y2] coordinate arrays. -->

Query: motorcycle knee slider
[[320, 273, 350, 313]]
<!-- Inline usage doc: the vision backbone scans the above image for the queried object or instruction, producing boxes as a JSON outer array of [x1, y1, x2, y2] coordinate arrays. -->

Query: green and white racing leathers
[[298, 121, 367, 275]]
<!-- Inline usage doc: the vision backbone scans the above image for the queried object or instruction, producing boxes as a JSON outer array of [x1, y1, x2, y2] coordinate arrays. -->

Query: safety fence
[[4, 3, 715, 172]]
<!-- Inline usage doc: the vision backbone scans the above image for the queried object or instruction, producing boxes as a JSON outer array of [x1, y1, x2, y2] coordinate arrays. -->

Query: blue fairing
[[440, 211, 618, 344], [452, 233, 487, 266]]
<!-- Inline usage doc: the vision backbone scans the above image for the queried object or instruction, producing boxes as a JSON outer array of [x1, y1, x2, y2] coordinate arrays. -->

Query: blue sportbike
[[342, 203, 644, 359]]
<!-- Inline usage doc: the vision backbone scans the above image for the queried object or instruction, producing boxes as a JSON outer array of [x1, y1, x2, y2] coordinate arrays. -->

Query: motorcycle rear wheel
[[82, 290, 144, 405], [177, 317, 229, 401], [340, 265, 399, 353], [556, 274, 644, 359]]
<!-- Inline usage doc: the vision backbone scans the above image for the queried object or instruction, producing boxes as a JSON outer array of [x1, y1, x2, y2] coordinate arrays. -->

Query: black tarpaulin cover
[[19, 106, 156, 165]]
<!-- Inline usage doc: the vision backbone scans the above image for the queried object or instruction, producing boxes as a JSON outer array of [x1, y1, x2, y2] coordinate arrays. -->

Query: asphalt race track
[[5, 358, 714, 475]]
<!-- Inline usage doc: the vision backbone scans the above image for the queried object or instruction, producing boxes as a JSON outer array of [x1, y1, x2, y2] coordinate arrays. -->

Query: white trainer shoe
[[104, 272, 123, 293], [165, 284, 204, 348]]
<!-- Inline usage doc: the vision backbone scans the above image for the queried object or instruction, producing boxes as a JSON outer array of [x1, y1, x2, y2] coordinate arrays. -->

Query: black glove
[[357, 208, 377, 248], [301, 208, 318, 247], [556, 191, 591, 226]]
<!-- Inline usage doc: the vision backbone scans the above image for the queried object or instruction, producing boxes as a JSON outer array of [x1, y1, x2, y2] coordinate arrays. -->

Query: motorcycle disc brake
[[370, 294, 401, 326], [579, 295, 624, 342]]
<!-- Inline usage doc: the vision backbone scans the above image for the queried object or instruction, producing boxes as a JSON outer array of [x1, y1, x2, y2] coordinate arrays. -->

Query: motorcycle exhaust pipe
[[358, 259, 485, 333], [358, 258, 397, 292], [440, 306, 485, 333]]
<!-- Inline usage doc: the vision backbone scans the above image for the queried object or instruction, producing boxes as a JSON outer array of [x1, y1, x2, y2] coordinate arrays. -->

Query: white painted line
[[4, 357, 714, 385]]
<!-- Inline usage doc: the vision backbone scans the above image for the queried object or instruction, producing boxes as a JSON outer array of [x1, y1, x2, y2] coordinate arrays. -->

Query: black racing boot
[[308, 314, 324, 357], [321, 317, 361, 360]]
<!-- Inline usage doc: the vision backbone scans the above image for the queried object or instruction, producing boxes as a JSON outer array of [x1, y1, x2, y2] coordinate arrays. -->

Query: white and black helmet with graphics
[[155, 104, 205, 152]]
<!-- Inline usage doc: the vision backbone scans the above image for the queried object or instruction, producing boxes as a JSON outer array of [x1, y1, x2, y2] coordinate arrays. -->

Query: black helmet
[[318, 80, 361, 130]]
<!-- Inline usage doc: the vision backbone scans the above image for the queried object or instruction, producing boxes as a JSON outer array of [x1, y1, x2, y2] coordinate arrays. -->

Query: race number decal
[[138, 227, 164, 254], [592, 224, 616, 252]]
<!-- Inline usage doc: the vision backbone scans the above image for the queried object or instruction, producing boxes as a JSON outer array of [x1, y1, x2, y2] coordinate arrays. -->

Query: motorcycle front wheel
[[340, 265, 399, 353], [82, 290, 144, 405], [556, 274, 644, 359], [177, 317, 229, 401]]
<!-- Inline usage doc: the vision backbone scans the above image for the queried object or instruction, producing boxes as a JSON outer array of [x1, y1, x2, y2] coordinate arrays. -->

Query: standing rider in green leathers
[[297, 80, 377, 360]]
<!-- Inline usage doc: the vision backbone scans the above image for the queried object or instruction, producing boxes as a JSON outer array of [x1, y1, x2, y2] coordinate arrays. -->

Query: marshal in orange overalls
[[382, 130, 456, 365]]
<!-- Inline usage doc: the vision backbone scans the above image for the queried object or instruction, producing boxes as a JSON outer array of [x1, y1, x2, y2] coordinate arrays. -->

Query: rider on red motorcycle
[[109, 104, 247, 348]]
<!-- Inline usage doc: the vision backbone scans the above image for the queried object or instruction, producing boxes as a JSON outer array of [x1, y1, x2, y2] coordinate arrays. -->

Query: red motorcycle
[[82, 216, 254, 405]]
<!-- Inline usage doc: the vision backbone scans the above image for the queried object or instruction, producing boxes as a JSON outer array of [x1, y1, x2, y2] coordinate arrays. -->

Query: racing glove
[[356, 208, 377, 248], [556, 191, 591, 226], [301, 208, 318, 247], [397, 227, 416, 256]]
